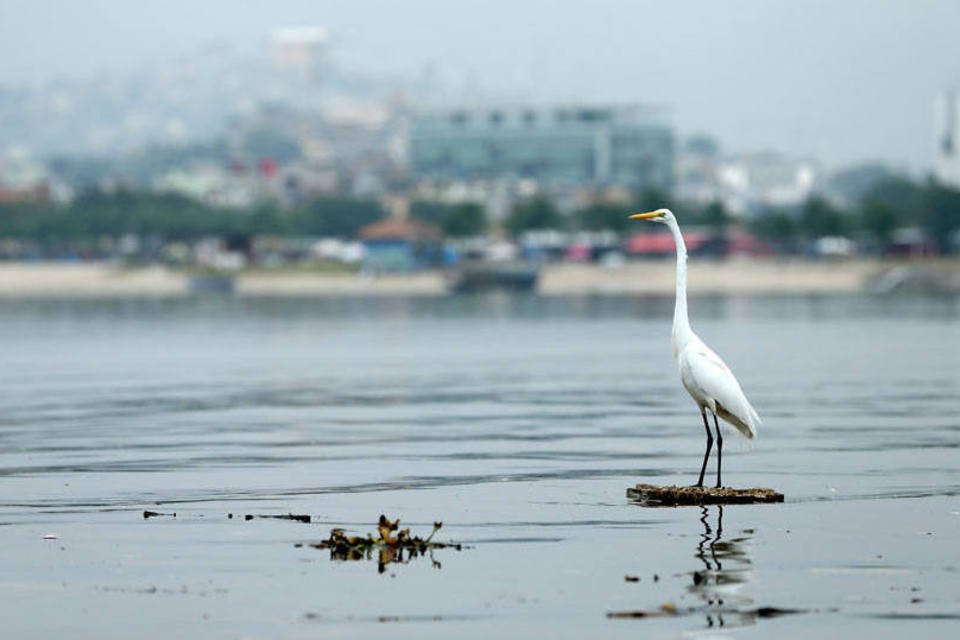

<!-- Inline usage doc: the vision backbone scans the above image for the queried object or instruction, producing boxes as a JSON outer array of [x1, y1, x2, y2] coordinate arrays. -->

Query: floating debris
[[624, 575, 640, 582], [42, 533, 58, 540], [608, 604, 805, 619], [95, 584, 228, 597], [627, 484, 784, 506], [142, 510, 176, 519], [303, 612, 476, 624], [608, 603, 678, 619], [301, 515, 462, 573], [752, 606, 806, 618], [243, 513, 312, 523]]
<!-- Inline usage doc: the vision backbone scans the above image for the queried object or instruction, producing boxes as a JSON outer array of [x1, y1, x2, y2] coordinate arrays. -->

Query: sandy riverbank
[[0, 263, 185, 297], [538, 259, 884, 295], [0, 259, 956, 297]]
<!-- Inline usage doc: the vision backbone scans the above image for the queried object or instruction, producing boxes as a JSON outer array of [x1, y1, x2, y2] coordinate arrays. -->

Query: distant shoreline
[[0, 259, 956, 298]]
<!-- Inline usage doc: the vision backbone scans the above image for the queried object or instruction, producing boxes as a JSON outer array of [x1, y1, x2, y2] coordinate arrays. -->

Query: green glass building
[[410, 104, 674, 190]]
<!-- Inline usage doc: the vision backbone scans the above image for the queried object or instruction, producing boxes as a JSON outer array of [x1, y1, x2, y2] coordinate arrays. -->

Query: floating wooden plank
[[627, 483, 784, 506]]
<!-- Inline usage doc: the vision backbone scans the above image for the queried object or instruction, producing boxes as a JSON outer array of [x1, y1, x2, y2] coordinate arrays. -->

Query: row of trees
[[507, 178, 960, 254], [0, 190, 387, 246], [752, 178, 960, 253], [0, 190, 491, 248], [2, 175, 959, 255]]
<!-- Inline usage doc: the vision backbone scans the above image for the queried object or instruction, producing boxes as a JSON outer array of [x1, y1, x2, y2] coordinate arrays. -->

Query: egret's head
[[628, 208, 674, 224]]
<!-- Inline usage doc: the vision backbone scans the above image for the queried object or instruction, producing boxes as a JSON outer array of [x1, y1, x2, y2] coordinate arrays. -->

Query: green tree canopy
[[634, 187, 675, 214], [410, 201, 487, 237], [859, 199, 898, 249], [574, 203, 632, 233], [288, 197, 386, 237], [505, 196, 563, 236], [701, 201, 731, 236], [0, 189, 387, 245], [750, 209, 797, 253], [799, 196, 847, 238], [863, 176, 922, 214], [919, 179, 960, 253]]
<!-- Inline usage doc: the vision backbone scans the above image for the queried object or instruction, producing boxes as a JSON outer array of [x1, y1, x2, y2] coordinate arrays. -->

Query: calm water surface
[[1, 294, 958, 639]]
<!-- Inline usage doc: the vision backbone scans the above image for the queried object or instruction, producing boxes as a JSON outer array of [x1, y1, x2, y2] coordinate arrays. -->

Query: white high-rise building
[[935, 90, 960, 188], [271, 27, 328, 75]]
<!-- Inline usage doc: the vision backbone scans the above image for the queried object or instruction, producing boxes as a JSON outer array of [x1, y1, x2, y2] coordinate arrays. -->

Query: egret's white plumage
[[677, 337, 759, 439], [630, 208, 761, 486]]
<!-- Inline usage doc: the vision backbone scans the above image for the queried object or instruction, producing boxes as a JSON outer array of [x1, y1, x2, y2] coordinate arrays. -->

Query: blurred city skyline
[[2, 1, 959, 172]]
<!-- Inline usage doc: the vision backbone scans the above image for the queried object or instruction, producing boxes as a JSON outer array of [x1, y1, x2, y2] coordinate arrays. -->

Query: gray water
[[1, 294, 958, 639]]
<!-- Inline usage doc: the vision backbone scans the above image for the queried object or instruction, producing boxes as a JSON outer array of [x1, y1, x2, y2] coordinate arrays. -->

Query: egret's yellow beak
[[629, 210, 665, 220]]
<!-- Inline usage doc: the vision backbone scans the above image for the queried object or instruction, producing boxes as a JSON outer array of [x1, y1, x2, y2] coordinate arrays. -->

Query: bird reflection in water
[[687, 504, 755, 630], [609, 506, 802, 625]]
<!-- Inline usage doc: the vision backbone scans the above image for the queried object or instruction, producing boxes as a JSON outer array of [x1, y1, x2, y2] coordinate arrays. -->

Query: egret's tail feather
[[716, 402, 758, 440]]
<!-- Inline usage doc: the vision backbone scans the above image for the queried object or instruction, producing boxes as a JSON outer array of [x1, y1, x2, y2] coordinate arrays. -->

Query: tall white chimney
[[935, 89, 960, 187]]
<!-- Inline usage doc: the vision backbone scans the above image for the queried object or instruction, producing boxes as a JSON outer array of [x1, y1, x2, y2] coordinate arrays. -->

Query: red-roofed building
[[359, 217, 443, 272]]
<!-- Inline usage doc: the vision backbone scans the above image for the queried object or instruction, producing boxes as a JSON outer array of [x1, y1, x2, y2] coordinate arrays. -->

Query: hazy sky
[[2, 0, 958, 171]]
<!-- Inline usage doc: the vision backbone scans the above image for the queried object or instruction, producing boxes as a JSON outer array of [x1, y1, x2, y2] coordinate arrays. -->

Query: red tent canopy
[[727, 230, 773, 256], [625, 231, 707, 255]]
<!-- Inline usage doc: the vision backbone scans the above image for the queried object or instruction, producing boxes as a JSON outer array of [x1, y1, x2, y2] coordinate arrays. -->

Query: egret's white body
[[630, 208, 760, 486], [676, 334, 759, 439]]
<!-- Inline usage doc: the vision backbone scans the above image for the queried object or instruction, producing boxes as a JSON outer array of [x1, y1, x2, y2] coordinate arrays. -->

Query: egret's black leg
[[713, 414, 723, 488], [696, 409, 713, 488]]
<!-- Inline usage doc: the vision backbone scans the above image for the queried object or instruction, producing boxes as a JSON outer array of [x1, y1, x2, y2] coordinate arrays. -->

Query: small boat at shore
[[188, 273, 235, 294], [446, 261, 540, 293]]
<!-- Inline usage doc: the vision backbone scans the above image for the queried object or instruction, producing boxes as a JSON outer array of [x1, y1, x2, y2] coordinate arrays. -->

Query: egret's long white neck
[[666, 217, 692, 345]]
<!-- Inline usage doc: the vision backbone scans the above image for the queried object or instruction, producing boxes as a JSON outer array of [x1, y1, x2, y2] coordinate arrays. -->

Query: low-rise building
[[677, 141, 817, 216], [359, 217, 443, 272]]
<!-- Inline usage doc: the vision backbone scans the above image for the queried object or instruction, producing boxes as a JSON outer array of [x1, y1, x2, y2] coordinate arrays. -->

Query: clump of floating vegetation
[[299, 515, 462, 573], [627, 484, 784, 506]]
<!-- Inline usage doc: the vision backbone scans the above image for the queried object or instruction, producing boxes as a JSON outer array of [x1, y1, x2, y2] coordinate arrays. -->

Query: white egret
[[630, 208, 760, 488]]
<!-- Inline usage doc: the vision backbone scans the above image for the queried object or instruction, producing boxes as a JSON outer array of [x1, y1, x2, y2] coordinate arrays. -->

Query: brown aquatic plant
[[306, 515, 462, 573]]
